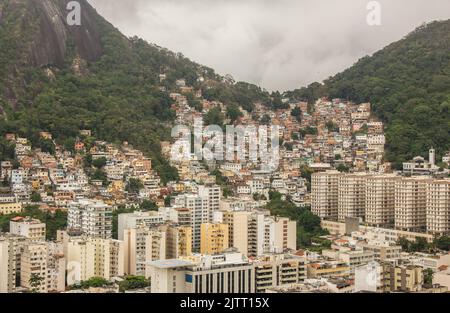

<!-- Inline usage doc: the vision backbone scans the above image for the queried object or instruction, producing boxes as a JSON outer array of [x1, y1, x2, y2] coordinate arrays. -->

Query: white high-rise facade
[[426, 179, 450, 235], [174, 194, 209, 252], [311, 171, 340, 220], [68, 199, 113, 239]]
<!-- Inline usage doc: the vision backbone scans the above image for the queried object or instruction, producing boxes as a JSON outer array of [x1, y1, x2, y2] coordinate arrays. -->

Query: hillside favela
[[0, 0, 450, 298]]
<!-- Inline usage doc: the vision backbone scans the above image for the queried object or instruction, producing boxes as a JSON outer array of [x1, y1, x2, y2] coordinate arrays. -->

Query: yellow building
[[0, 202, 22, 215], [200, 223, 229, 255], [381, 263, 424, 292], [167, 226, 192, 259]]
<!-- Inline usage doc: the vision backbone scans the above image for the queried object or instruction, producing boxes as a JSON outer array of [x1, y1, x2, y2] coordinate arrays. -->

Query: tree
[[397, 237, 411, 252], [291, 107, 302, 122], [29, 273, 44, 293], [411, 237, 429, 252], [434, 236, 450, 251], [91, 169, 108, 186], [423, 268, 434, 285], [118, 276, 150, 292], [140, 199, 158, 211], [326, 121, 339, 132], [70, 277, 113, 290], [226, 104, 243, 123], [336, 164, 350, 173], [30, 192, 42, 203], [126, 178, 144, 194], [92, 157, 107, 169], [1, 175, 10, 187], [38, 139, 55, 155], [204, 107, 224, 126], [260, 114, 271, 125]]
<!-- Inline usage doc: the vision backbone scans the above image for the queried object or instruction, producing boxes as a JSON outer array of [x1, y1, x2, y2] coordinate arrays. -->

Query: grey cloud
[[88, 0, 450, 91]]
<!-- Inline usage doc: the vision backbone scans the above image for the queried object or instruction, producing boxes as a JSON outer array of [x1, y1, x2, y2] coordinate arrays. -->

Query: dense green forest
[[287, 20, 450, 168]]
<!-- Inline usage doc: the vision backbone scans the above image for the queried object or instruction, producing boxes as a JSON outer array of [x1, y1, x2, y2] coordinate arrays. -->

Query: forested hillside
[[287, 20, 450, 168], [0, 0, 269, 181]]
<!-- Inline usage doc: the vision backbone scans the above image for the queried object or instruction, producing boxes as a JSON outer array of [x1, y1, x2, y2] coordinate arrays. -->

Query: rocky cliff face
[[1, 0, 103, 68], [27, 0, 103, 67]]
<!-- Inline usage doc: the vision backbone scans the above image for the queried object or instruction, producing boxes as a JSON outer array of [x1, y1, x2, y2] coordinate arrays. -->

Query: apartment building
[[10, 217, 46, 242], [426, 179, 450, 235], [123, 226, 154, 276], [252, 254, 306, 293], [221, 210, 296, 257], [1, 239, 66, 293], [145, 229, 166, 262], [322, 249, 375, 271], [59, 232, 124, 285], [365, 175, 398, 226], [166, 225, 192, 259], [270, 216, 297, 254], [173, 194, 209, 252], [198, 184, 221, 222], [146, 252, 255, 293], [395, 177, 430, 232], [0, 201, 22, 215], [356, 242, 401, 261], [381, 263, 424, 292], [311, 171, 340, 220], [222, 211, 251, 253], [306, 260, 350, 278], [68, 199, 113, 239], [20, 243, 49, 293], [200, 223, 229, 255], [117, 210, 164, 240], [159, 207, 191, 226], [123, 223, 193, 276], [338, 173, 367, 222], [0, 234, 28, 293]]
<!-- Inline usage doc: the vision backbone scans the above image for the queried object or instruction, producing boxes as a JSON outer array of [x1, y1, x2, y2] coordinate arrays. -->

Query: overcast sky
[[88, 0, 450, 91]]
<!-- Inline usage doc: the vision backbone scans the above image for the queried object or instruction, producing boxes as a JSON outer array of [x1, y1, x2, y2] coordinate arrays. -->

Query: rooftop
[[145, 259, 193, 269]]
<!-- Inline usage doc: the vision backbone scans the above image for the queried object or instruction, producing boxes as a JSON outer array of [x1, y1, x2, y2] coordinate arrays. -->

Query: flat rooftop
[[145, 259, 193, 269]]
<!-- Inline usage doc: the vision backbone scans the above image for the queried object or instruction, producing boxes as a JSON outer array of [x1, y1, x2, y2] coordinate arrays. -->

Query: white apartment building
[[146, 252, 255, 293], [426, 179, 450, 235], [338, 173, 367, 222], [158, 207, 192, 226], [68, 199, 113, 239], [355, 241, 401, 261], [173, 194, 209, 252], [198, 184, 221, 222], [1, 235, 65, 293], [59, 231, 124, 285], [311, 171, 340, 220], [322, 249, 374, 272], [223, 210, 296, 257], [365, 175, 399, 226], [10, 217, 46, 242], [123, 224, 192, 276], [146, 252, 306, 294], [395, 177, 430, 232], [0, 234, 28, 293], [117, 210, 164, 241], [123, 226, 155, 276]]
